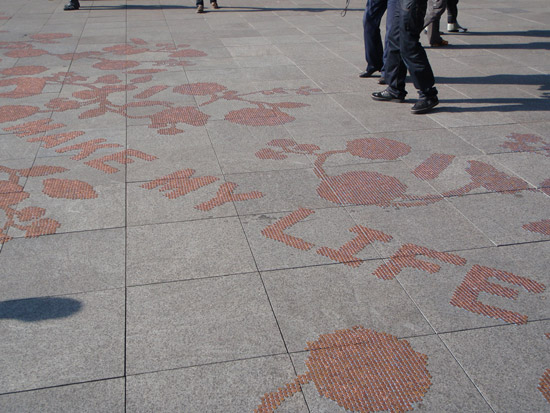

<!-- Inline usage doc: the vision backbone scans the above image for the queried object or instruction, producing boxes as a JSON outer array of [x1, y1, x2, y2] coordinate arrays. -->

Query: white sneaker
[[447, 22, 467, 32]]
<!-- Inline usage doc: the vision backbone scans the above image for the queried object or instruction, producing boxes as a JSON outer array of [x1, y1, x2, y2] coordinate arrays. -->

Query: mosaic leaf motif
[[0, 34, 320, 135], [42, 179, 98, 200], [256, 326, 432, 413], [522, 219, 550, 235], [539, 333, 550, 404], [256, 138, 536, 208], [140, 169, 264, 211], [0, 165, 66, 243]]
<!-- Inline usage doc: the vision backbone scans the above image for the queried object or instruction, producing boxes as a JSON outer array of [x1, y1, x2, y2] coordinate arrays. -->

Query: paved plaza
[[0, 0, 549, 411]]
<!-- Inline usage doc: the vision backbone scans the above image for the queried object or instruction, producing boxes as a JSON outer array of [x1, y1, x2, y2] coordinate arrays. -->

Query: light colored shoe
[[447, 22, 467, 32], [196, 4, 204, 12], [210, 1, 219, 8]]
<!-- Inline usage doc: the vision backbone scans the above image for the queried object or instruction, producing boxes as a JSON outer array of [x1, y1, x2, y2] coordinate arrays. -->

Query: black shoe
[[359, 68, 379, 78], [372, 90, 406, 102], [411, 96, 439, 114], [196, 4, 204, 12], [64, 0, 79, 10], [378, 77, 386, 85]]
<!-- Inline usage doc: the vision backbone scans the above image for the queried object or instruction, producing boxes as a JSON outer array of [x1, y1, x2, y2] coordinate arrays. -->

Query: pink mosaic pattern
[[140, 169, 264, 211], [538, 333, 550, 404], [256, 327, 432, 412], [0, 35, 319, 135], [255, 138, 536, 208], [0, 34, 318, 240], [0, 164, 96, 243], [450, 265, 545, 324], [258, 208, 546, 324]]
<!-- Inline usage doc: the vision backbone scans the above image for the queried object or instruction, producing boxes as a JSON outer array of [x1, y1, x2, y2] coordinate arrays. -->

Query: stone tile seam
[[0, 375, 125, 398]]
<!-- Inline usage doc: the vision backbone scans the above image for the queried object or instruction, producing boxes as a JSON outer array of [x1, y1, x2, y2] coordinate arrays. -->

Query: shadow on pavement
[[443, 42, 550, 50], [0, 297, 82, 322], [437, 74, 550, 92], [78, 4, 363, 12], [435, 97, 550, 113]]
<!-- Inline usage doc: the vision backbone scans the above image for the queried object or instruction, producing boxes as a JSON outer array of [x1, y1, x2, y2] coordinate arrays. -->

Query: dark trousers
[[385, 0, 437, 99], [447, 0, 458, 23], [362, 0, 398, 75]]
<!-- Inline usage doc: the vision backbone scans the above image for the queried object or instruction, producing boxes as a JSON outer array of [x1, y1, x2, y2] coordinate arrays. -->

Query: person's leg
[[423, 0, 446, 28], [196, 0, 204, 12], [362, 0, 388, 74], [381, 0, 398, 80], [447, 0, 458, 23], [399, 0, 438, 112], [447, 0, 466, 32], [427, 18, 447, 45], [379, 0, 407, 98]]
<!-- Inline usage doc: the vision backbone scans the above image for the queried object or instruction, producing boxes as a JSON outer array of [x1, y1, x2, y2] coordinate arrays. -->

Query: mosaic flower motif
[[256, 326, 431, 413], [42, 179, 98, 199], [225, 108, 295, 126], [347, 138, 410, 160], [0, 105, 39, 123]]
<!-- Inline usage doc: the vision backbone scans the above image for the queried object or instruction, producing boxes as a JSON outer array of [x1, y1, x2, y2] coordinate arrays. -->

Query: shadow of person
[[0, 297, 82, 322], [433, 97, 550, 113], [467, 30, 550, 38], [437, 74, 550, 92], [77, 4, 362, 12], [443, 41, 550, 50]]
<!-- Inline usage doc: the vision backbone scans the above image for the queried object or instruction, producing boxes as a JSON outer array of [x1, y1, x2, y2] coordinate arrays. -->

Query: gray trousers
[[423, 0, 447, 44]]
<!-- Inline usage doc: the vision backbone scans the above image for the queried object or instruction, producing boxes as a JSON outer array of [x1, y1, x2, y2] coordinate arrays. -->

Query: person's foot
[[210, 1, 219, 8], [447, 22, 467, 32], [63, 0, 79, 10], [371, 90, 406, 102], [196, 4, 204, 12], [359, 68, 379, 78], [411, 96, 439, 114], [378, 77, 386, 85], [430, 39, 449, 47]]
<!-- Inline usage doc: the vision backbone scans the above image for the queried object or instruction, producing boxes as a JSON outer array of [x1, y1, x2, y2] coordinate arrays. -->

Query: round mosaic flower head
[[256, 326, 432, 413]]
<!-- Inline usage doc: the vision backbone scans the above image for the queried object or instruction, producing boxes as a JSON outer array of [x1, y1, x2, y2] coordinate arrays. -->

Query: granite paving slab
[[126, 273, 285, 374], [205, 120, 313, 174], [441, 321, 550, 412], [126, 355, 308, 412], [448, 190, 550, 245], [126, 125, 223, 182], [0, 228, 125, 301], [347, 198, 493, 258], [126, 217, 256, 285], [9, 155, 126, 238], [225, 168, 337, 215], [449, 123, 548, 155], [262, 262, 433, 353], [394, 241, 549, 333], [0, 288, 124, 393], [241, 206, 381, 271], [127, 174, 239, 226]]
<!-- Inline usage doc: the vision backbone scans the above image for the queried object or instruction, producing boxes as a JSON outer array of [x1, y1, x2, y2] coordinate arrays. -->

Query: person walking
[[360, 0, 398, 84], [447, 0, 467, 32], [424, 0, 448, 47], [371, 0, 439, 114], [196, 0, 219, 13]]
